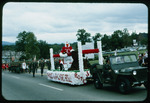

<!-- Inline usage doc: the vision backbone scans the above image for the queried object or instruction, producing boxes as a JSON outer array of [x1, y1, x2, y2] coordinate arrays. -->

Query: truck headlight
[[133, 71, 137, 75], [114, 70, 119, 73]]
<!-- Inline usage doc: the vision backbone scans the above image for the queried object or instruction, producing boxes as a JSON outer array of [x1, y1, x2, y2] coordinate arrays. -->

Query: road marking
[[35, 73, 47, 75], [11, 76, 20, 79], [38, 83, 63, 91]]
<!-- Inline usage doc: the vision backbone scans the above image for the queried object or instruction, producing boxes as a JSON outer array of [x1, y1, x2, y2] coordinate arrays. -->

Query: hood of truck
[[119, 66, 147, 73], [111, 62, 147, 71]]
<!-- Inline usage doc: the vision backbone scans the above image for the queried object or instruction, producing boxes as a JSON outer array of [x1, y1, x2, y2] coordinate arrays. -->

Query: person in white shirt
[[22, 60, 26, 73]]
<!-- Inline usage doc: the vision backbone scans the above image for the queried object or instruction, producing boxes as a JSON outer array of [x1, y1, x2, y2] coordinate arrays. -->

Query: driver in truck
[[103, 59, 112, 80]]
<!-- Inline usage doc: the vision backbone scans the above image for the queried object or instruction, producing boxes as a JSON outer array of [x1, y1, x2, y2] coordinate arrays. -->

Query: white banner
[[47, 70, 91, 85]]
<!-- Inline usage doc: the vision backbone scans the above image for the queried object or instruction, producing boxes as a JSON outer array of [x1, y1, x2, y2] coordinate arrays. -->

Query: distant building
[[2, 50, 22, 63]]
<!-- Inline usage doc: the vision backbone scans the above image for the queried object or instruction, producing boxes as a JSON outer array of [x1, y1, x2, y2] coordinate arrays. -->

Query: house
[[2, 50, 22, 64]]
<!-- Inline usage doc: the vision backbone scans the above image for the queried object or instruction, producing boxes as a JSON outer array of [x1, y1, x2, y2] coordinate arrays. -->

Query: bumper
[[132, 81, 145, 86]]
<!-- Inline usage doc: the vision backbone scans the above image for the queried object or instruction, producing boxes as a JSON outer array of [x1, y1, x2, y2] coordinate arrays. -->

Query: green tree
[[15, 31, 28, 53], [130, 32, 138, 45], [101, 34, 111, 51], [122, 28, 132, 47], [49, 43, 63, 54], [92, 33, 102, 48], [110, 30, 123, 50], [2, 45, 16, 51], [15, 31, 40, 60], [131, 32, 138, 40], [25, 32, 40, 59], [38, 40, 49, 59], [138, 33, 148, 45], [76, 29, 91, 45]]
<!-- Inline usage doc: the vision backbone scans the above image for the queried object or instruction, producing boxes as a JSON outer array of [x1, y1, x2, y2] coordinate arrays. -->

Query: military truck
[[90, 54, 148, 94], [9, 59, 22, 73]]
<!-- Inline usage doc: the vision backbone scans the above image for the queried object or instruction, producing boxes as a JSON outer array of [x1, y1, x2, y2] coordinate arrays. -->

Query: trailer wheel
[[94, 78, 103, 89]]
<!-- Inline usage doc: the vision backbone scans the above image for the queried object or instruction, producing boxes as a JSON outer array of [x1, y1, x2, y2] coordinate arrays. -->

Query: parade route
[[2, 69, 148, 102], [38, 83, 64, 91]]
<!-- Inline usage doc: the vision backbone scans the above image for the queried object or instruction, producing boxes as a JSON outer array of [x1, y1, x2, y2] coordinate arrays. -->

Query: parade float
[[47, 40, 103, 85]]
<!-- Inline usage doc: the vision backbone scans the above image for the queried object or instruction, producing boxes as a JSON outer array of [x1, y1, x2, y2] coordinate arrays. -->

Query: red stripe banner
[[53, 49, 99, 57]]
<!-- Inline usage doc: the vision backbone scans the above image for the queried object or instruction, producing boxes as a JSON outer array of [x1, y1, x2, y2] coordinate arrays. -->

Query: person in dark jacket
[[32, 59, 37, 77], [46, 59, 51, 70], [138, 53, 144, 66], [40, 59, 45, 76], [29, 61, 32, 74], [103, 59, 112, 80]]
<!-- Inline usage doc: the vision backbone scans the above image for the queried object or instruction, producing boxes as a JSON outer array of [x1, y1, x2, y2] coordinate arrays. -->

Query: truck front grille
[[135, 69, 148, 81]]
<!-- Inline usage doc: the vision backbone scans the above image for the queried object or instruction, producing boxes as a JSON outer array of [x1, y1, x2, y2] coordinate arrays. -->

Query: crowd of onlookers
[[138, 51, 148, 67]]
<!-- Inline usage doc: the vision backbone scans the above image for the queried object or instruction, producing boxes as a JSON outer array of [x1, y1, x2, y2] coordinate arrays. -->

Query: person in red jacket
[[59, 42, 74, 57], [5, 64, 9, 70], [59, 42, 74, 70], [2, 63, 5, 70]]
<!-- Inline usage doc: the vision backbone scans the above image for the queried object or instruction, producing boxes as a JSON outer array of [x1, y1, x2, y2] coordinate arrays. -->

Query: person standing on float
[[60, 42, 73, 56], [59, 42, 74, 70]]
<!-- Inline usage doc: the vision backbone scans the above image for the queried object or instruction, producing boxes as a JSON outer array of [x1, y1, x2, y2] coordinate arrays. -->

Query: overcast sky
[[2, 2, 148, 44]]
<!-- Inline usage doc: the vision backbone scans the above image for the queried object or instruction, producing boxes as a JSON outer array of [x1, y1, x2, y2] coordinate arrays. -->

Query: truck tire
[[94, 78, 103, 89], [117, 77, 131, 94]]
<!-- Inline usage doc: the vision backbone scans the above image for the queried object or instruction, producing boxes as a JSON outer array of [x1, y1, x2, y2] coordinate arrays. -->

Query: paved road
[[2, 69, 148, 101]]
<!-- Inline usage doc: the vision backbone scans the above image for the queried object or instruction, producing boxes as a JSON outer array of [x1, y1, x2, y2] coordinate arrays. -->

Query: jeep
[[9, 61, 22, 73], [90, 54, 148, 94]]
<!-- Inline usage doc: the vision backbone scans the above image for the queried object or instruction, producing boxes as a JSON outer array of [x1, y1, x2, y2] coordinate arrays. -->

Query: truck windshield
[[110, 55, 137, 64]]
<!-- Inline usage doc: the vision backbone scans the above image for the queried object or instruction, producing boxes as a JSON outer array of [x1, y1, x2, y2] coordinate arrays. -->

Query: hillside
[[2, 41, 15, 45]]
